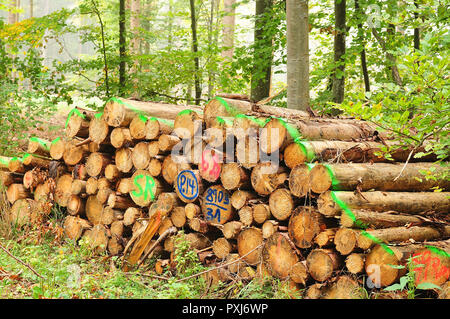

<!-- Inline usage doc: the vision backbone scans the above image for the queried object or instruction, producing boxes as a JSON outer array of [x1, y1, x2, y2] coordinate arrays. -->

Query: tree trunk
[[286, 0, 309, 111], [331, 0, 346, 105], [288, 207, 324, 248], [251, 0, 273, 102], [189, 0, 202, 105], [262, 232, 299, 279], [317, 191, 450, 217], [250, 163, 288, 196], [237, 227, 263, 265], [119, 0, 126, 93], [306, 249, 341, 282], [221, 0, 236, 60], [354, 0, 370, 92], [309, 162, 450, 194], [340, 209, 422, 229]]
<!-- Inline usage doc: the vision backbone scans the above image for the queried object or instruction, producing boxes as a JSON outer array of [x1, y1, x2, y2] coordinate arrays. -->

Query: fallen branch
[[0, 241, 44, 279], [137, 226, 177, 268], [174, 243, 265, 283]]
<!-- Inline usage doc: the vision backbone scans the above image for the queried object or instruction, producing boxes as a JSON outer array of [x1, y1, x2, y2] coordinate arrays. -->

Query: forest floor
[[0, 199, 304, 299]]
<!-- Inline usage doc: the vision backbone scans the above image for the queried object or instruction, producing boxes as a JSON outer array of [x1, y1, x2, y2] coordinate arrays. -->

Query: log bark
[[203, 97, 309, 126], [357, 225, 450, 251], [1, 171, 22, 188], [260, 117, 384, 154], [317, 191, 450, 217], [107, 193, 136, 210], [310, 162, 450, 194], [283, 140, 437, 165], [340, 209, 423, 229], [103, 98, 202, 127], [27, 137, 51, 157], [262, 232, 299, 279]]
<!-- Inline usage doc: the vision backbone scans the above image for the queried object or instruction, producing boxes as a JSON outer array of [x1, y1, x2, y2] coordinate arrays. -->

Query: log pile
[[1, 96, 449, 299]]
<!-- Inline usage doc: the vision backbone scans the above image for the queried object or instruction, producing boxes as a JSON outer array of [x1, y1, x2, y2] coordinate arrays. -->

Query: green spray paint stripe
[[65, 108, 86, 129], [235, 113, 270, 127], [323, 164, 340, 190], [29, 137, 51, 151], [330, 191, 394, 256], [94, 112, 104, 119], [214, 96, 242, 117], [425, 245, 450, 259], [108, 97, 175, 127], [51, 137, 61, 145], [216, 116, 234, 126], [272, 117, 316, 161], [0, 157, 10, 166]]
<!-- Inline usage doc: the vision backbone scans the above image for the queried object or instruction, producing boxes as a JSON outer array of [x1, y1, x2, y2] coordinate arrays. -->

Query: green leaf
[[416, 283, 442, 290]]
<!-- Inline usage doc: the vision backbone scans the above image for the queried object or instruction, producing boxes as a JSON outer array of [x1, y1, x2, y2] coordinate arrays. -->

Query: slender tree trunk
[[119, 0, 126, 94], [332, 0, 346, 104], [354, 0, 370, 92], [413, 0, 420, 51], [251, 0, 273, 102], [189, 0, 202, 105], [286, 0, 309, 111], [222, 0, 236, 60], [207, 0, 216, 99], [372, 27, 403, 87]]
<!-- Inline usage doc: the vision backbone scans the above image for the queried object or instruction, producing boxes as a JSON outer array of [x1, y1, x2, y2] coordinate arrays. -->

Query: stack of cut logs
[[1, 96, 449, 299]]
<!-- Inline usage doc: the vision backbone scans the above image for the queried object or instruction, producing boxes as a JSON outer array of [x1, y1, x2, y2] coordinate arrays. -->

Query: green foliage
[[384, 255, 442, 299]]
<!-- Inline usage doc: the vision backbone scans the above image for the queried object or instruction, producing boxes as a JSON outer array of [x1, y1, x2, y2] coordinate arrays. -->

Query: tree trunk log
[[310, 162, 450, 194], [288, 207, 324, 249], [262, 232, 299, 279], [237, 227, 263, 265], [250, 163, 288, 196], [306, 249, 341, 282], [318, 191, 450, 217], [269, 188, 294, 221]]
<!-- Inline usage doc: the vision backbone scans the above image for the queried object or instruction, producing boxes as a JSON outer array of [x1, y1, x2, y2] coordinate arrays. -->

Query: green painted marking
[[131, 174, 155, 201], [51, 137, 61, 145], [94, 112, 103, 119], [330, 191, 394, 256], [65, 108, 86, 129], [29, 137, 50, 151], [323, 164, 340, 190], [425, 245, 450, 259]]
